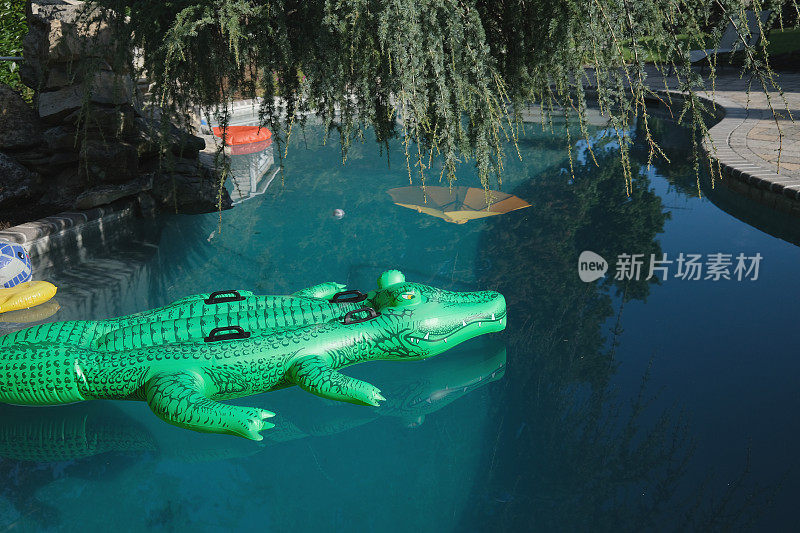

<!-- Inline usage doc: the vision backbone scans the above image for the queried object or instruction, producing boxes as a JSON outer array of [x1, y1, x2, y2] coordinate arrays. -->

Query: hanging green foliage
[[94, 0, 798, 190], [0, 0, 31, 99]]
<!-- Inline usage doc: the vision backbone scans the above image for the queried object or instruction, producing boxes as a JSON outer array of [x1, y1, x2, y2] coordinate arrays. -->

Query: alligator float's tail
[[0, 343, 88, 405], [0, 320, 103, 349]]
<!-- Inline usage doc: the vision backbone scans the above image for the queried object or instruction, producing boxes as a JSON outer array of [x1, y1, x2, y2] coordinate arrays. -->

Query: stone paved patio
[[719, 73, 800, 176], [644, 68, 800, 215]]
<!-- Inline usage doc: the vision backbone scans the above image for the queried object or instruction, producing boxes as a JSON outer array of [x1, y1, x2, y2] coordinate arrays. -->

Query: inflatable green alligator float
[[0, 270, 506, 440]]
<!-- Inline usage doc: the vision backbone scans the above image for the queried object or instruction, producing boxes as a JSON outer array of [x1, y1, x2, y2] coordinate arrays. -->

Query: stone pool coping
[[694, 88, 800, 217], [586, 73, 800, 217], [630, 69, 800, 217], [0, 199, 136, 259]]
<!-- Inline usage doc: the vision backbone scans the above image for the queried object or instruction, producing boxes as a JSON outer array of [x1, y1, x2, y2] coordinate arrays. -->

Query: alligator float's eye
[[393, 289, 421, 307]]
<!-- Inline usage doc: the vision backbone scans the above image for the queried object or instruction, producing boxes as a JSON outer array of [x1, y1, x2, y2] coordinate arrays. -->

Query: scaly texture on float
[[0, 270, 506, 440]]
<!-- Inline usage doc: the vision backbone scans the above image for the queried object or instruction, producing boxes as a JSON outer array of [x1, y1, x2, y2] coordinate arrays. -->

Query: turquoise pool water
[[2, 113, 800, 531]]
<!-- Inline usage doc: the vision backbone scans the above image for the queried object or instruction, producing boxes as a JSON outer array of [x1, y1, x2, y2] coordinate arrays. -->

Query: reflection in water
[[633, 117, 800, 246], [0, 403, 156, 463], [17, 217, 166, 324], [0, 340, 505, 529], [0, 300, 60, 327], [470, 149, 669, 529], [0, 403, 153, 530], [703, 181, 800, 245], [465, 136, 773, 529], [227, 138, 279, 205], [207, 122, 278, 204], [0, 209, 216, 331], [263, 339, 506, 441], [379, 338, 505, 427]]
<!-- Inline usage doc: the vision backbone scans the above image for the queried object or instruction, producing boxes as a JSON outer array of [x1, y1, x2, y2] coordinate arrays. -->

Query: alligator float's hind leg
[[288, 356, 386, 407], [144, 371, 275, 441], [292, 282, 346, 300]]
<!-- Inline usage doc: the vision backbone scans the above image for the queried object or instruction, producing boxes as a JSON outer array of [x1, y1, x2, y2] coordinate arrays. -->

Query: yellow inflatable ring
[[0, 281, 58, 314]]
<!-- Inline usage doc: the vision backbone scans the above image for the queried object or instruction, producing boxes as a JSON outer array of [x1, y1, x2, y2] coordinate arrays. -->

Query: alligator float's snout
[[448, 289, 506, 336], [403, 289, 507, 356], [473, 291, 507, 333], [435, 288, 506, 329]]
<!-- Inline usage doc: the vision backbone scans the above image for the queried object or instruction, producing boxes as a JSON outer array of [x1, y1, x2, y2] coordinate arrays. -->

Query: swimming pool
[[1, 111, 798, 531]]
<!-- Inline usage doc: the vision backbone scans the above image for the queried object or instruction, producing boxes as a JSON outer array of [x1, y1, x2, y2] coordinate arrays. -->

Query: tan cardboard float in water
[[388, 186, 531, 224]]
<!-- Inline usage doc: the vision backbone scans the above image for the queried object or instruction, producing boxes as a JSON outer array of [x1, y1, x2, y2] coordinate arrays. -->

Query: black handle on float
[[330, 290, 368, 304], [204, 326, 251, 342], [343, 307, 380, 325], [204, 290, 246, 305]]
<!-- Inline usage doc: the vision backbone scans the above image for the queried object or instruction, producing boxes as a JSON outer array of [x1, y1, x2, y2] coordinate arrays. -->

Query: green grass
[[622, 27, 800, 64], [766, 27, 800, 55], [622, 34, 710, 63]]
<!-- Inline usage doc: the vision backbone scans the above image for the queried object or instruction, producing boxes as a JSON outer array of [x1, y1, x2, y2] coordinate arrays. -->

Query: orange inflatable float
[[212, 126, 272, 155]]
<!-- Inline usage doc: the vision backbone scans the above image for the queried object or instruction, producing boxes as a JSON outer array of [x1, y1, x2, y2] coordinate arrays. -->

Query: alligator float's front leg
[[144, 371, 275, 441], [288, 356, 386, 407], [292, 282, 346, 300]]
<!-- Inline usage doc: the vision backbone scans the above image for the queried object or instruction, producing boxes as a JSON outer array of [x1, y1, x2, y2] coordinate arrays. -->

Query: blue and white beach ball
[[0, 242, 32, 288]]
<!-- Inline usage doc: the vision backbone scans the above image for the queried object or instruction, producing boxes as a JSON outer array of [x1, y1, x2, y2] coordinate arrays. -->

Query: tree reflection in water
[[468, 141, 775, 530]]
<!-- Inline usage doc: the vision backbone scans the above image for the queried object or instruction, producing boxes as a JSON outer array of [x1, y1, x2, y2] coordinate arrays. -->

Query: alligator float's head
[[365, 270, 506, 360]]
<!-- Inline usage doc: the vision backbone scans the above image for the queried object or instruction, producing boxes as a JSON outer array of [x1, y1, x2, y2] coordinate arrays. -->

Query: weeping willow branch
[[95, 0, 796, 193]]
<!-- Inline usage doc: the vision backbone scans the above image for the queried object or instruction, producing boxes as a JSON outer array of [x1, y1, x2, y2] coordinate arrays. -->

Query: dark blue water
[[1, 115, 799, 531]]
